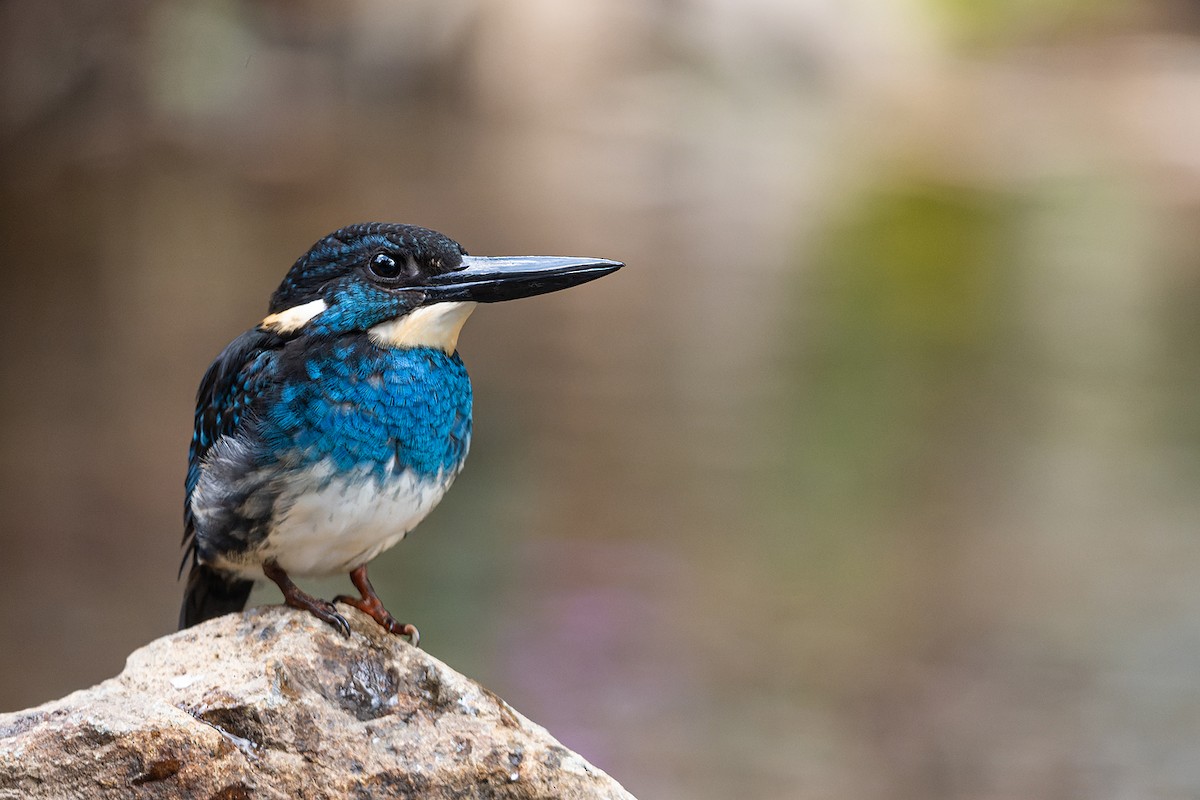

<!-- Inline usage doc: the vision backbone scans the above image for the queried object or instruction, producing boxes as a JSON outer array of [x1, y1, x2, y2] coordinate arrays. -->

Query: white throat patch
[[260, 298, 328, 333], [368, 302, 477, 353]]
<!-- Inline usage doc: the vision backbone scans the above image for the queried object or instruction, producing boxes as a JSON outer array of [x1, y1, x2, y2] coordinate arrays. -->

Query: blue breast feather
[[266, 342, 472, 480]]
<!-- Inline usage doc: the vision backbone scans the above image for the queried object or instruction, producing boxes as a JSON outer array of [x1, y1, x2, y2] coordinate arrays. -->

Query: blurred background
[[3, 0, 1200, 797]]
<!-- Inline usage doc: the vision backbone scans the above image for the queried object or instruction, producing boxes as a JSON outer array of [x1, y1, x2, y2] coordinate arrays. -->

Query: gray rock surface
[[0, 606, 635, 799]]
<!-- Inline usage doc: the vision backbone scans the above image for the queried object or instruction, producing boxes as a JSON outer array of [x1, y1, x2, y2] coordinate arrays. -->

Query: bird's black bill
[[424, 255, 623, 303]]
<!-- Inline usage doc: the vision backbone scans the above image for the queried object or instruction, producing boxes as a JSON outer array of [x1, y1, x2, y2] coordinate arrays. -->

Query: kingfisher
[[179, 223, 622, 643]]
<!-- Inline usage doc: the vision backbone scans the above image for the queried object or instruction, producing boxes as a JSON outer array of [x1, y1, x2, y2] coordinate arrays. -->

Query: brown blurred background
[[4, 1, 1200, 798]]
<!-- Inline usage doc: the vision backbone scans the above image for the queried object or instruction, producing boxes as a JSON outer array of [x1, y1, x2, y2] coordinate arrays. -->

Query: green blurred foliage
[[927, 0, 1129, 46], [761, 182, 1019, 591], [813, 182, 1013, 358]]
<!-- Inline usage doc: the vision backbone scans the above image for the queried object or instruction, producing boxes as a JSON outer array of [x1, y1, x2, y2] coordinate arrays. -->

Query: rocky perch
[[0, 607, 635, 799]]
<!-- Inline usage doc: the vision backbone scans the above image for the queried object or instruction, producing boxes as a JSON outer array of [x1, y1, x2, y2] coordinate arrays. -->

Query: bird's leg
[[262, 559, 351, 638], [334, 565, 420, 647]]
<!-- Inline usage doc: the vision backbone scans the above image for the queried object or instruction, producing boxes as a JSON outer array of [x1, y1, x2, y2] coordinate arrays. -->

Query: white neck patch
[[368, 302, 477, 353], [260, 298, 328, 334]]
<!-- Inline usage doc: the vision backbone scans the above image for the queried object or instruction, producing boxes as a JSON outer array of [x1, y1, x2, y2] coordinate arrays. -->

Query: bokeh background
[[4, 1, 1200, 797]]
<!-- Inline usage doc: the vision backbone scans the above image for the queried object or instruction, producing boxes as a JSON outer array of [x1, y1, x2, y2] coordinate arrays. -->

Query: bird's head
[[259, 223, 622, 353]]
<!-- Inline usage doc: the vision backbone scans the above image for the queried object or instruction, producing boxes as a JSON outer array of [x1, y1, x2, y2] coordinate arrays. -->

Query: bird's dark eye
[[368, 252, 404, 280]]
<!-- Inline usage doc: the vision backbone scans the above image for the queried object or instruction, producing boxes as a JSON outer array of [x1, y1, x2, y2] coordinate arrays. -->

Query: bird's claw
[[311, 601, 351, 638], [329, 611, 352, 639], [392, 622, 420, 648], [375, 616, 419, 647]]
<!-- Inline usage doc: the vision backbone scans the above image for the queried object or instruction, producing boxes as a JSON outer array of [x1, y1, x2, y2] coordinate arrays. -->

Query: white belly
[[224, 460, 456, 578]]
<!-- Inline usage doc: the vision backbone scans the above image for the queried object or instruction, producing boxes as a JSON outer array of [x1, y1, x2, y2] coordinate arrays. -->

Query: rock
[[0, 606, 635, 799]]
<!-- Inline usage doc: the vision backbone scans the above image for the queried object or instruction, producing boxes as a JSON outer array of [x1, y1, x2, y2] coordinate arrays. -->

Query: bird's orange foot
[[334, 593, 420, 646], [335, 564, 420, 646]]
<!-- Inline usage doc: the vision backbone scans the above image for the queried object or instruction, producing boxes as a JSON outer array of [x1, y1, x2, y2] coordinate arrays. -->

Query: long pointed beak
[[423, 255, 623, 303]]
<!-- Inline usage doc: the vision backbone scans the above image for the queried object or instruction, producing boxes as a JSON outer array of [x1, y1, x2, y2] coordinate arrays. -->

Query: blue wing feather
[[180, 327, 284, 575]]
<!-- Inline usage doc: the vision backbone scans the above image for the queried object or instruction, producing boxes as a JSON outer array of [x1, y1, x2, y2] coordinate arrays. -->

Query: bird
[[179, 222, 622, 644]]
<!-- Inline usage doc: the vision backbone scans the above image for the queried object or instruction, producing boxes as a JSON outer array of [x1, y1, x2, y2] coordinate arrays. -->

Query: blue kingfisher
[[179, 223, 622, 644]]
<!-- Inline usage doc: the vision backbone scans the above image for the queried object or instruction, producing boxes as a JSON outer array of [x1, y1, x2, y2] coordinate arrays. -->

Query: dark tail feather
[[180, 563, 254, 630]]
